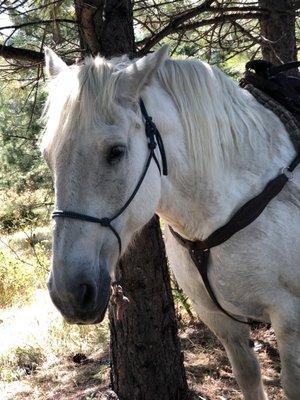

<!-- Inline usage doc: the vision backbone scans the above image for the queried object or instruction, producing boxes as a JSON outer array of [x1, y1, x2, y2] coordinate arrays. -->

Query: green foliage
[[0, 189, 52, 233], [0, 345, 45, 381], [0, 312, 109, 383], [0, 251, 34, 307], [0, 1, 77, 196], [0, 79, 51, 192], [0, 188, 51, 307], [0, 244, 49, 307], [46, 318, 109, 356], [6, 0, 77, 50], [171, 275, 195, 323]]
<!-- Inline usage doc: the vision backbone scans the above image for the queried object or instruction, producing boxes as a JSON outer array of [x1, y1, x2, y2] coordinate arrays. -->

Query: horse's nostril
[[79, 283, 96, 309]]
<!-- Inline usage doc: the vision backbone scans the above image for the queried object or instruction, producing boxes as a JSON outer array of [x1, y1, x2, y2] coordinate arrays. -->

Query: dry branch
[[0, 18, 75, 31], [0, 45, 44, 63]]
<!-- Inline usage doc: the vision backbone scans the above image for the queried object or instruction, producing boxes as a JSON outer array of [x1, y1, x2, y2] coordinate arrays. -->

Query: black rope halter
[[52, 99, 168, 255]]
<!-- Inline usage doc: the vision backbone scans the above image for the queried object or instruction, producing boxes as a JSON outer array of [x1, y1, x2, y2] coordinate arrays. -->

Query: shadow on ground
[[2, 320, 285, 400]]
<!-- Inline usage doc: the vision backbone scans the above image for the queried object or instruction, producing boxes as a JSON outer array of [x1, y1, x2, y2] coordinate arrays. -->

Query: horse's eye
[[107, 145, 126, 164]]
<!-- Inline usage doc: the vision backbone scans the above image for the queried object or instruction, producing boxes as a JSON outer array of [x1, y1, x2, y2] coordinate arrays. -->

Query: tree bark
[[75, 0, 134, 58], [259, 0, 297, 66], [98, 0, 135, 58], [0, 45, 44, 63], [75, 1, 188, 399], [110, 217, 188, 400]]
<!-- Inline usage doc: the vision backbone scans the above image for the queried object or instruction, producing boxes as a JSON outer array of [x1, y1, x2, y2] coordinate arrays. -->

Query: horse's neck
[[143, 82, 295, 240], [158, 156, 251, 239]]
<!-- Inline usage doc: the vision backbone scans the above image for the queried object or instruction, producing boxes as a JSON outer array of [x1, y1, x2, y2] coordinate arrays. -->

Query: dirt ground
[[2, 319, 284, 400], [182, 321, 284, 400]]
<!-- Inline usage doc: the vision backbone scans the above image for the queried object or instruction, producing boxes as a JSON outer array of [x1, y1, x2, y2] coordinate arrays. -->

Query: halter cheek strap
[[52, 99, 168, 256]]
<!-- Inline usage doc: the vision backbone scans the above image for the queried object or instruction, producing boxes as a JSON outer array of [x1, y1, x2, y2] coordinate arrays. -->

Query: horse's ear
[[116, 45, 169, 99], [44, 47, 67, 77]]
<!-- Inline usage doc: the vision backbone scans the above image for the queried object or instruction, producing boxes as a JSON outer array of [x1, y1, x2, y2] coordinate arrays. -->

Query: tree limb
[[137, 0, 217, 54], [138, 9, 268, 53], [0, 45, 44, 63], [176, 12, 267, 33], [0, 18, 76, 31], [77, 0, 103, 55], [0, 44, 72, 64]]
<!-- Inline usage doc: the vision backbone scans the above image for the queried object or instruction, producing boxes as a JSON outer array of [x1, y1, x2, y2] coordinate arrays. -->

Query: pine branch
[[138, 9, 267, 53], [0, 45, 72, 64], [0, 18, 76, 31], [0, 45, 44, 63], [137, 0, 216, 54], [176, 12, 267, 33]]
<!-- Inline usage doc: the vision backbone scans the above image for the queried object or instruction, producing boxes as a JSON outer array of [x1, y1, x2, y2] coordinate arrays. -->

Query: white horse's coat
[[43, 47, 300, 400]]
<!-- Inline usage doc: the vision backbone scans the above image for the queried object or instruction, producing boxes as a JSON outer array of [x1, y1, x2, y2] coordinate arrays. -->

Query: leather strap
[[170, 153, 300, 325]]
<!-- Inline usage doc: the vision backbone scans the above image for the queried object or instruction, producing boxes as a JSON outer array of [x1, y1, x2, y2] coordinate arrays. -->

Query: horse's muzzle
[[47, 268, 111, 324]]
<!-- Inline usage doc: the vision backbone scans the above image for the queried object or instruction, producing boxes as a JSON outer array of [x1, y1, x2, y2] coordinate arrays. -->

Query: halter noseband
[[52, 99, 168, 255]]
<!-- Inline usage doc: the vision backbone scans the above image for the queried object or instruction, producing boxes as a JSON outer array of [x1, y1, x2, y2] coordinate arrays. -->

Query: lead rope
[[110, 282, 130, 321]]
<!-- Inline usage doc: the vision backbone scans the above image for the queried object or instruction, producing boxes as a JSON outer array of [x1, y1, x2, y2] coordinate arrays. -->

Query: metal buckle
[[281, 167, 294, 181]]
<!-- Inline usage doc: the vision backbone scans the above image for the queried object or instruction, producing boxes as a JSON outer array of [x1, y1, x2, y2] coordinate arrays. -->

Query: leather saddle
[[240, 60, 300, 119]]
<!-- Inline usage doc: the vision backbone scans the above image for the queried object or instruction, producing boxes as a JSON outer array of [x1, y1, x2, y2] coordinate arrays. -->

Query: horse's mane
[[42, 55, 268, 173], [156, 59, 268, 174]]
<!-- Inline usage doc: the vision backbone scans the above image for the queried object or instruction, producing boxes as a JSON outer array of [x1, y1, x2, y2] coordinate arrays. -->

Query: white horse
[[42, 46, 300, 400]]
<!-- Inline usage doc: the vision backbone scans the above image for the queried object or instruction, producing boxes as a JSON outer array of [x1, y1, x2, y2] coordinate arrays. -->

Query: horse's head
[[42, 46, 168, 324]]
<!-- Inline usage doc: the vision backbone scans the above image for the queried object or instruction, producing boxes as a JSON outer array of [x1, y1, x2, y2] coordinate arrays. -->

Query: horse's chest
[[164, 229, 218, 311]]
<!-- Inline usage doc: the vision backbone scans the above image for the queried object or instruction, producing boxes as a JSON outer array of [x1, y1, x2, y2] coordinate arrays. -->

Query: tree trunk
[[98, 0, 135, 58], [75, 0, 135, 58], [75, 1, 188, 399], [110, 217, 188, 400], [259, 0, 297, 68]]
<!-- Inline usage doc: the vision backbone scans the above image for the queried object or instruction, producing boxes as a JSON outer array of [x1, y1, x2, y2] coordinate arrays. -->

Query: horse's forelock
[[41, 55, 129, 157]]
